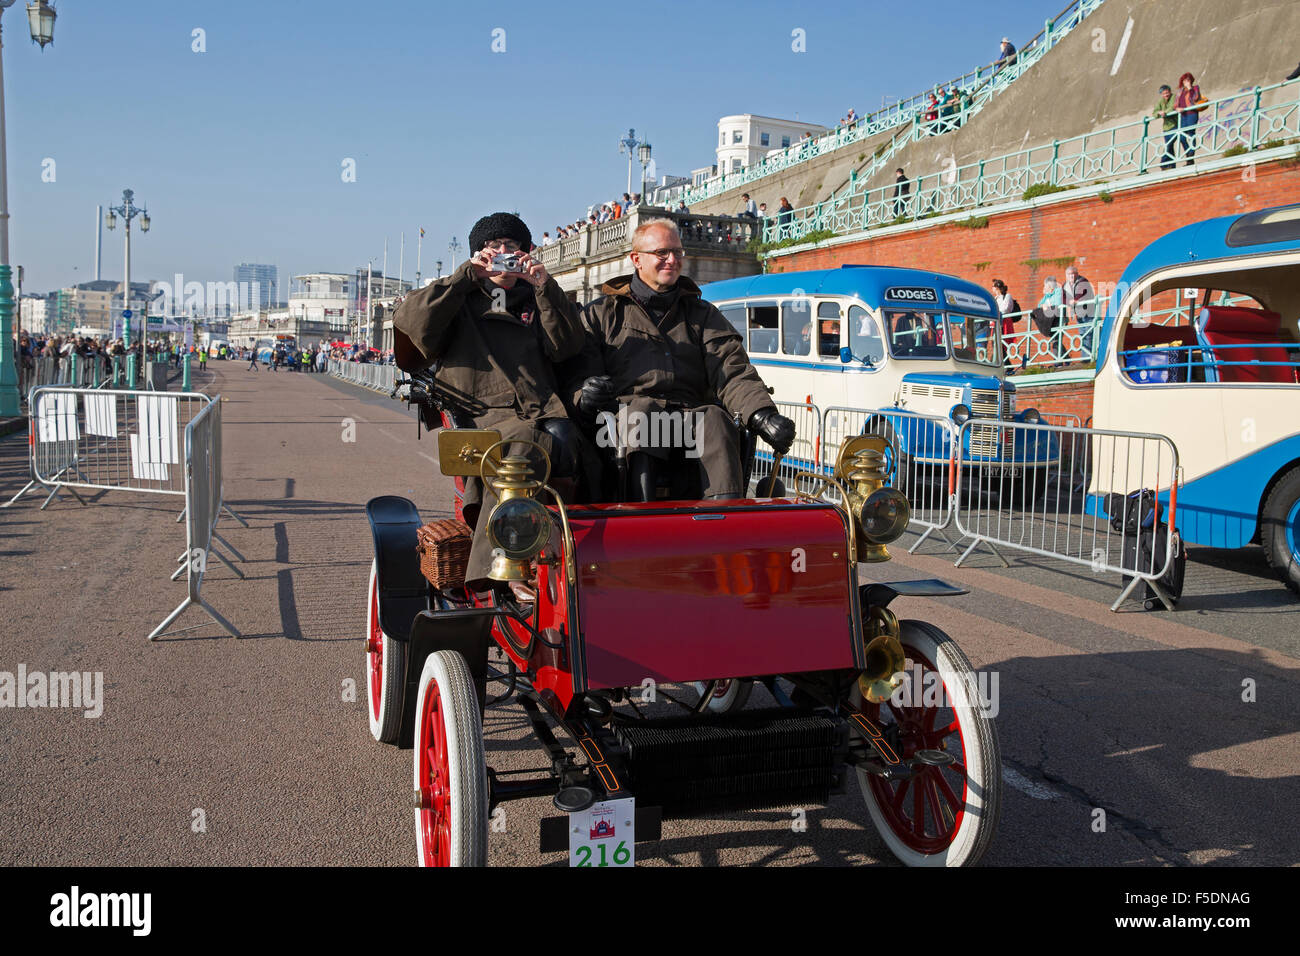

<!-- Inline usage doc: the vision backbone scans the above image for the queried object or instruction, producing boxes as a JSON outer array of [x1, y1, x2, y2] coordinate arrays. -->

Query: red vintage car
[[364, 369, 1001, 866]]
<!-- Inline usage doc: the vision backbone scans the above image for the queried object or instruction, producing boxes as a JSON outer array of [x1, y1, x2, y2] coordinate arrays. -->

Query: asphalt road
[[0, 362, 1295, 867]]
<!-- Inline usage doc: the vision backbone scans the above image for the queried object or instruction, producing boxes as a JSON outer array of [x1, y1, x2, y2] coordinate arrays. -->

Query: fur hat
[[469, 212, 532, 252]]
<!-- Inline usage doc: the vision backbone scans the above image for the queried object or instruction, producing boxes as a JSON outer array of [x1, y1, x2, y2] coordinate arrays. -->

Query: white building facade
[[716, 114, 826, 174]]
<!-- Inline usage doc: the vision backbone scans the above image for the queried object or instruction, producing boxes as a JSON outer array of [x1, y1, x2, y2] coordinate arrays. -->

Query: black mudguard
[[401, 608, 494, 746], [861, 578, 970, 609], [365, 496, 429, 644]]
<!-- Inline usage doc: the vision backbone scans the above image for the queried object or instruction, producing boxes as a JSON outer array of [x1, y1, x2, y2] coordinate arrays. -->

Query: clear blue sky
[[7, 0, 1055, 295]]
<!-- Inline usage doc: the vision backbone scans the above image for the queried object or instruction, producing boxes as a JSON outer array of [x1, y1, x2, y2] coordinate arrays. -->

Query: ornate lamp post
[[637, 140, 653, 204], [105, 189, 150, 388], [0, 0, 57, 416], [617, 128, 648, 198], [447, 236, 461, 271]]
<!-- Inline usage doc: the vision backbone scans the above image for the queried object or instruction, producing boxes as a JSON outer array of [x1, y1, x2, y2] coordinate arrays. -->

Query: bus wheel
[[1261, 467, 1300, 596]]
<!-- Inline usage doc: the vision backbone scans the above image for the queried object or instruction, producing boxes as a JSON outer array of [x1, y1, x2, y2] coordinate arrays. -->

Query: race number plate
[[569, 797, 635, 867]]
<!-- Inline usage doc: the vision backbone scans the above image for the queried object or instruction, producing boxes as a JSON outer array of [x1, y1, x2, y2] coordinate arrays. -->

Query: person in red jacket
[[1175, 72, 1204, 166]]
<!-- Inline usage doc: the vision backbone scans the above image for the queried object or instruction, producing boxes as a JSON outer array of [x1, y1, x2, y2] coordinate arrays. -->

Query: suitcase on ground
[[1122, 522, 1186, 610]]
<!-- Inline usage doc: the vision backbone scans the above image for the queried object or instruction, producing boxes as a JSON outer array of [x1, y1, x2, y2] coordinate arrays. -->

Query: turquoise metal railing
[[765, 78, 1300, 245], [681, 0, 1106, 207]]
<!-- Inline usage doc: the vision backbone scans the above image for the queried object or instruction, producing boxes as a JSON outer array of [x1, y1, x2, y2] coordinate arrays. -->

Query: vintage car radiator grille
[[613, 709, 844, 817]]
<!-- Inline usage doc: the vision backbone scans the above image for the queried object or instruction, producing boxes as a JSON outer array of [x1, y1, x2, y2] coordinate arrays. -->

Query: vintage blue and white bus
[[1092, 202, 1300, 594], [702, 265, 1055, 485]]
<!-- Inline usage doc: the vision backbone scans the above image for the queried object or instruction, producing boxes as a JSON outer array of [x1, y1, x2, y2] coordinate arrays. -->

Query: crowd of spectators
[[541, 193, 644, 245]]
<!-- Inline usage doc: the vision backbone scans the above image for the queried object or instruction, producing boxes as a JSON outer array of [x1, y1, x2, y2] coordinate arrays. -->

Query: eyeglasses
[[634, 248, 686, 262], [484, 240, 521, 253]]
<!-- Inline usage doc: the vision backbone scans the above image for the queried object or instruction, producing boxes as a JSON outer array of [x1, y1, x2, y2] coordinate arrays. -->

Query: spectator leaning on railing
[[1031, 277, 1064, 363], [1153, 84, 1178, 170], [892, 168, 910, 217], [1062, 265, 1096, 356], [1175, 72, 1207, 166], [996, 37, 1017, 71]]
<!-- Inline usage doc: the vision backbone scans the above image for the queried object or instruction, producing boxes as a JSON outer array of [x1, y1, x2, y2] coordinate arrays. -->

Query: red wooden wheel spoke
[[934, 771, 963, 816], [932, 718, 960, 739], [925, 775, 954, 837], [922, 697, 943, 732], [911, 785, 925, 837], [891, 778, 911, 815]]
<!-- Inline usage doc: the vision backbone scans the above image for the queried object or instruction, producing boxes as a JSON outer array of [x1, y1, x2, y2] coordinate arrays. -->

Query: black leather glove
[[749, 407, 796, 455], [576, 375, 618, 418]]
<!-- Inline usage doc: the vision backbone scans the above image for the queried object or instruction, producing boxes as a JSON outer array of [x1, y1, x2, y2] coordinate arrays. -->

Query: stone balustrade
[[538, 207, 762, 303]]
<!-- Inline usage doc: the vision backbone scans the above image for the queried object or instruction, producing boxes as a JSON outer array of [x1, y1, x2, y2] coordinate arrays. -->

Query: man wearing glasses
[[393, 211, 595, 588], [569, 218, 795, 501]]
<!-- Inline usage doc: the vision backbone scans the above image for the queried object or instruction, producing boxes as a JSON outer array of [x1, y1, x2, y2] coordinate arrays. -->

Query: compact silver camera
[[490, 253, 524, 273]]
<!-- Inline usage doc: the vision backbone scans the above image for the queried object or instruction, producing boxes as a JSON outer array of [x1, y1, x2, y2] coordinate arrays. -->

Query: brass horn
[[859, 605, 906, 704]]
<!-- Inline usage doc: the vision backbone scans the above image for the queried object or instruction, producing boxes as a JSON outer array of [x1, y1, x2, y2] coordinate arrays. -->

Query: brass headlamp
[[835, 435, 911, 563], [435, 430, 560, 583]]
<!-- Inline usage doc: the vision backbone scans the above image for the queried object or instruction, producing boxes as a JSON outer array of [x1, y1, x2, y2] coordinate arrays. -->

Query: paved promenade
[[1, 363, 1296, 866]]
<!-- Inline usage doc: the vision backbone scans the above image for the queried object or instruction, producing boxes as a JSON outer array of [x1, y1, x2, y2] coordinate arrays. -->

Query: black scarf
[[630, 274, 681, 326], [479, 277, 538, 321]]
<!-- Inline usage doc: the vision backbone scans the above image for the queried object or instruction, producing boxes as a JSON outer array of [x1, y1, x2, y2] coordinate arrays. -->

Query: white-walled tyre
[[692, 679, 753, 714], [413, 650, 488, 867], [366, 559, 407, 743], [854, 620, 1001, 867]]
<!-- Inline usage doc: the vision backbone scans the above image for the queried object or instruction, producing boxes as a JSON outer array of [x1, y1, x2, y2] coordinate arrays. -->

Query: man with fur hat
[[567, 217, 795, 501], [393, 211, 593, 589]]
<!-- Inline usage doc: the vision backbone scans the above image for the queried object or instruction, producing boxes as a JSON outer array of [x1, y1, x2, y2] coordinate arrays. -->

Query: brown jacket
[[570, 274, 775, 425], [393, 259, 584, 429]]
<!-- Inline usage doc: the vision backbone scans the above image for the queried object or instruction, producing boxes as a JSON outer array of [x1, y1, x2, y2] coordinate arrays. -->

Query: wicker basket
[[415, 519, 473, 588]]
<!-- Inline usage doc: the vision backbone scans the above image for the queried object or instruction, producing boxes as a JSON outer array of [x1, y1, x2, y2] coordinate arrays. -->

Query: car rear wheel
[[413, 650, 488, 867], [691, 678, 754, 714], [366, 559, 406, 743], [1261, 467, 1300, 596], [854, 620, 1001, 867]]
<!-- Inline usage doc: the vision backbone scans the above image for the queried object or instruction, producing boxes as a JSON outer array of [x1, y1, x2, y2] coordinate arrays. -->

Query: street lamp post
[[617, 128, 648, 198], [0, 0, 56, 416], [447, 236, 461, 271], [105, 189, 150, 388], [638, 140, 653, 205]]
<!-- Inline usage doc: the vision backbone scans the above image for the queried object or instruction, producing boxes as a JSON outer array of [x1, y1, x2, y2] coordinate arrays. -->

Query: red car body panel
[[564, 500, 858, 690]]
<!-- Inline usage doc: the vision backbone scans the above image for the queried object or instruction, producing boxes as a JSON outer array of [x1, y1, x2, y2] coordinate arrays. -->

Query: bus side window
[[817, 302, 841, 357], [719, 305, 746, 337], [849, 305, 884, 364], [749, 303, 779, 354], [781, 299, 812, 356]]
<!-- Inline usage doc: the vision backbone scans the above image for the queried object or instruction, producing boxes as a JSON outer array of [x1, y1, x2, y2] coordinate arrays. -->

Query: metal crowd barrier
[[821, 406, 960, 551], [150, 396, 244, 641], [751, 400, 823, 495], [328, 359, 398, 394], [951, 419, 1181, 610], [8, 387, 215, 507]]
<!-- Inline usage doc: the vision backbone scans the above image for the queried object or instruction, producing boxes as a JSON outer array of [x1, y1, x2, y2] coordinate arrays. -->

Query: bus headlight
[[858, 487, 911, 545], [487, 497, 552, 580], [950, 403, 972, 425], [1020, 407, 1041, 424]]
